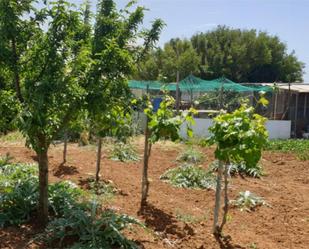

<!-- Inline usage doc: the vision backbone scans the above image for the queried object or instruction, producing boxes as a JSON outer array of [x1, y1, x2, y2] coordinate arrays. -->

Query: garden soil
[[0, 139, 308, 249]]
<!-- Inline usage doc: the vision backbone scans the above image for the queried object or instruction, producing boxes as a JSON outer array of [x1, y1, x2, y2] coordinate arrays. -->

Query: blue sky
[[46, 0, 309, 82]]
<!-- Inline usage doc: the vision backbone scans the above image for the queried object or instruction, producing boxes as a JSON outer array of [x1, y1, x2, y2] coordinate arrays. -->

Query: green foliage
[[160, 164, 216, 189], [145, 94, 196, 143], [0, 153, 13, 167], [0, 131, 24, 143], [230, 191, 267, 212], [175, 209, 208, 224], [197, 89, 244, 112], [0, 163, 83, 227], [176, 147, 204, 164], [209, 160, 263, 178], [86, 178, 117, 199], [135, 38, 200, 81], [45, 200, 143, 249], [0, 163, 38, 227], [208, 103, 268, 168], [0, 90, 21, 134], [136, 26, 304, 82], [265, 139, 309, 161], [48, 181, 84, 217], [110, 142, 140, 162], [191, 26, 304, 82]]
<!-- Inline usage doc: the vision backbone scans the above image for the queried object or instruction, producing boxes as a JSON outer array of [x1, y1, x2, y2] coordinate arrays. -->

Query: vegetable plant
[[44, 200, 143, 249], [110, 142, 140, 162], [176, 147, 204, 164], [207, 101, 268, 236], [230, 191, 267, 212], [160, 164, 216, 189]]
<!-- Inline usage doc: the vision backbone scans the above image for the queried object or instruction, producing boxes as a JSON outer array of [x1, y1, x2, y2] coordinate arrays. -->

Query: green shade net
[[129, 75, 273, 93]]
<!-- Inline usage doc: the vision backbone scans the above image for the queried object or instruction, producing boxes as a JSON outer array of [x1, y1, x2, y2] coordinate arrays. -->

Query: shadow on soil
[[215, 235, 246, 249], [139, 203, 194, 239], [53, 163, 79, 177]]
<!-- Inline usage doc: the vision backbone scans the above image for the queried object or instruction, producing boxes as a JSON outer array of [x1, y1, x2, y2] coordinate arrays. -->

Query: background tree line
[[135, 26, 304, 83]]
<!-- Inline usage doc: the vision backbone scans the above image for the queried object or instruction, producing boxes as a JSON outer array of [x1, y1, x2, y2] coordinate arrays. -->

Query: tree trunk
[[63, 130, 68, 164], [141, 122, 150, 210], [213, 160, 223, 236], [220, 163, 229, 232], [37, 148, 49, 226], [95, 137, 102, 182]]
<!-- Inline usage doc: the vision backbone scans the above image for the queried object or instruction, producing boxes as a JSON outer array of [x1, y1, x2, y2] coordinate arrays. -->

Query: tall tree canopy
[[135, 38, 200, 82], [136, 26, 304, 83]]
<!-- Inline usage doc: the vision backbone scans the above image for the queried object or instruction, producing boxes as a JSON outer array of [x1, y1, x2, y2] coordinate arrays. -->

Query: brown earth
[[0, 138, 308, 249]]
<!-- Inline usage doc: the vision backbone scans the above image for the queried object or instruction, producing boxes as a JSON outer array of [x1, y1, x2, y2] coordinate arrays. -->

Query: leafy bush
[[230, 191, 267, 212], [49, 181, 84, 217], [209, 160, 263, 178], [45, 200, 143, 249], [0, 163, 83, 227], [110, 142, 140, 162], [0, 163, 39, 227], [176, 147, 204, 164], [265, 139, 309, 161], [160, 164, 216, 189]]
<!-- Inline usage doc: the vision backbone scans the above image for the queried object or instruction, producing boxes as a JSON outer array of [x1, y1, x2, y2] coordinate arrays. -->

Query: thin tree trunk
[[220, 163, 229, 232], [141, 120, 150, 209], [95, 137, 102, 182], [38, 148, 49, 226], [213, 160, 223, 236], [11, 38, 23, 103], [63, 130, 68, 164]]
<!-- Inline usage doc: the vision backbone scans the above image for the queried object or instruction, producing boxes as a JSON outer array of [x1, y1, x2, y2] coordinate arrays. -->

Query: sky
[[43, 0, 309, 82]]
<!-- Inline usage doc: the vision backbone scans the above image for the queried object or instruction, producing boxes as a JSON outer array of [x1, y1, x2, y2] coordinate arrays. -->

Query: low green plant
[[0, 163, 38, 227], [0, 163, 84, 227], [45, 200, 143, 249], [0, 153, 13, 167], [86, 178, 117, 202], [176, 147, 204, 164], [110, 142, 140, 162], [49, 181, 84, 217], [160, 164, 216, 189], [175, 209, 208, 224], [209, 160, 263, 178], [265, 139, 309, 161], [0, 131, 24, 143], [230, 191, 267, 212]]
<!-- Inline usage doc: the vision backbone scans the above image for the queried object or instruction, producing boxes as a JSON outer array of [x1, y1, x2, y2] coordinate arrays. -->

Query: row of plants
[[0, 159, 142, 248], [265, 139, 309, 160]]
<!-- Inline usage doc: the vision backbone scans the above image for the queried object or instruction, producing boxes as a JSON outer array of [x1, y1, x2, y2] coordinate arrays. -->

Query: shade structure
[[129, 75, 273, 93]]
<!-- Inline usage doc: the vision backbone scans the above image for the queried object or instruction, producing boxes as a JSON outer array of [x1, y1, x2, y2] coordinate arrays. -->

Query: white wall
[[180, 118, 291, 140], [265, 120, 291, 139]]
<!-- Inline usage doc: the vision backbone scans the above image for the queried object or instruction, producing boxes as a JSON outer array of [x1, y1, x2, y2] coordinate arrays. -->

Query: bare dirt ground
[[0, 138, 308, 249]]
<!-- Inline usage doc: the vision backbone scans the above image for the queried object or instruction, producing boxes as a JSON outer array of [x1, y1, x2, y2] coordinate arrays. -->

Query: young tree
[[139, 93, 196, 211], [87, 0, 164, 182], [207, 101, 268, 236]]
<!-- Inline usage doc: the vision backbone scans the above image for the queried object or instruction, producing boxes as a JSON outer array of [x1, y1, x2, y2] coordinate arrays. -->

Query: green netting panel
[[180, 75, 273, 92], [129, 76, 273, 93]]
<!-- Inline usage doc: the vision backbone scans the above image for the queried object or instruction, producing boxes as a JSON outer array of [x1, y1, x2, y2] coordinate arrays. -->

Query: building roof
[[260, 83, 309, 93]]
